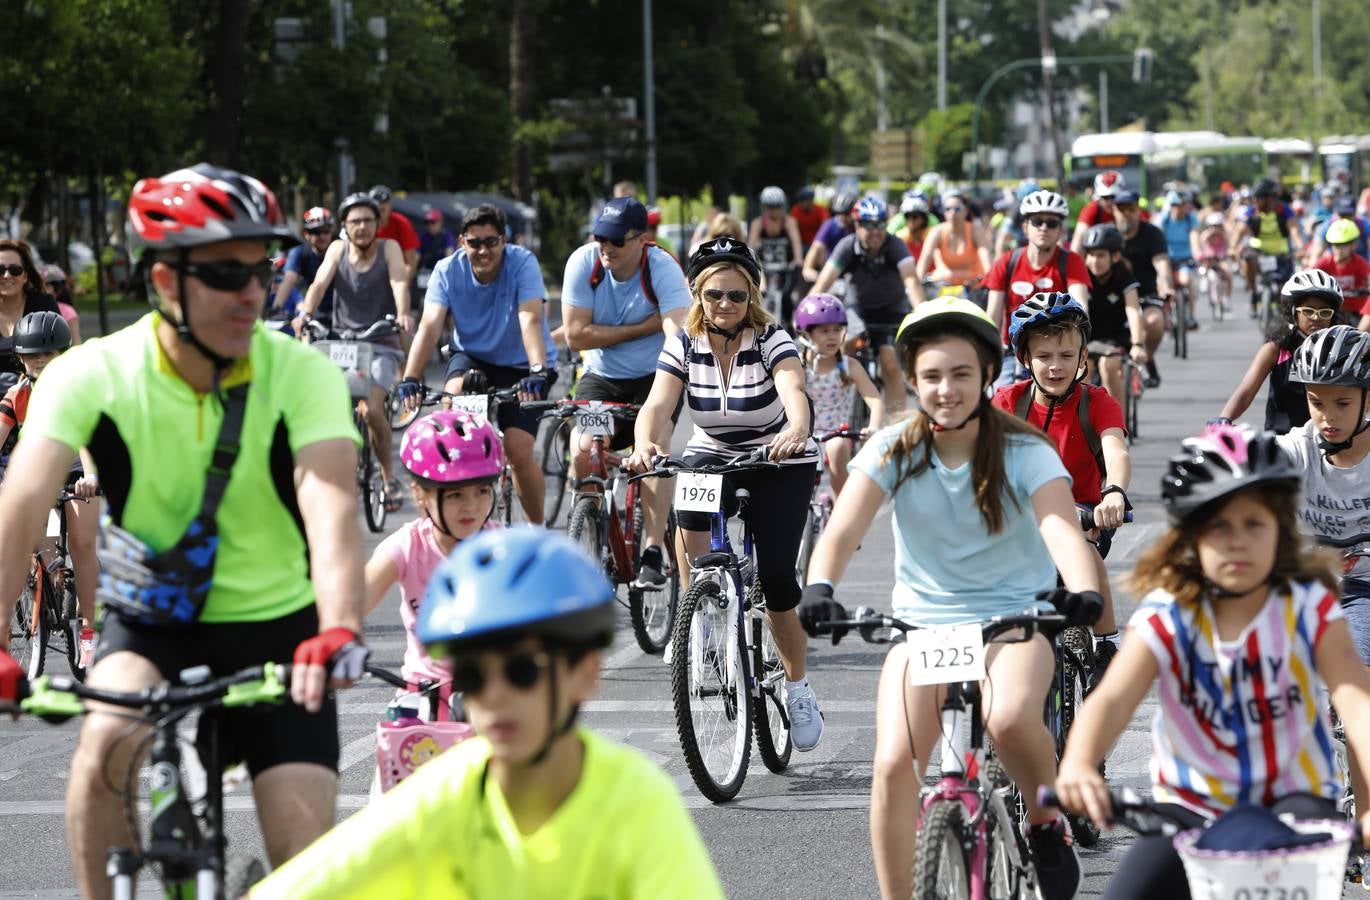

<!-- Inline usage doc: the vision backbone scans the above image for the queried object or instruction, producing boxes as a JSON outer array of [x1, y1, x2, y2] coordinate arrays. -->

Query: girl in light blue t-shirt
[[796, 298, 1103, 900]]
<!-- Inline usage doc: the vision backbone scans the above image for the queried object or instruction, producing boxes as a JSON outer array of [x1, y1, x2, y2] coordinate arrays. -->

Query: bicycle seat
[[692, 552, 734, 569]]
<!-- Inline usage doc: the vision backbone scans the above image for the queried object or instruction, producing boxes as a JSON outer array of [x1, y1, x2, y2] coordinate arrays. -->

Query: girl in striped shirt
[[1055, 424, 1370, 899]]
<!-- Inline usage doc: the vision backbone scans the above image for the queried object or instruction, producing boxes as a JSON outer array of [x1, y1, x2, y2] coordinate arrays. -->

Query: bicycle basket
[[375, 719, 474, 793], [1174, 818, 1352, 899]]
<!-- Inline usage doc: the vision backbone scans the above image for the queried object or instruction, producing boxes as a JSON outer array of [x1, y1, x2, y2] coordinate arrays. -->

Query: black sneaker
[[1028, 817, 1081, 900], [1144, 360, 1161, 389], [1087, 638, 1118, 695], [633, 546, 667, 589]]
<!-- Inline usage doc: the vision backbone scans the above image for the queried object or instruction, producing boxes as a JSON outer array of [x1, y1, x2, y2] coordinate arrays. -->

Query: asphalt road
[[0, 291, 1351, 898]]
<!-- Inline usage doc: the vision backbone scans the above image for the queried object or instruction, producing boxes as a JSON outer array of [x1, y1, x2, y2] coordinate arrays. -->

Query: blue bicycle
[[632, 451, 792, 802]]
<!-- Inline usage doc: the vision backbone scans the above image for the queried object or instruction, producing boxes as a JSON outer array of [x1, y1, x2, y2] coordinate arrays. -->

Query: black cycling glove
[[1038, 588, 1105, 627], [798, 583, 849, 644], [461, 368, 489, 396]]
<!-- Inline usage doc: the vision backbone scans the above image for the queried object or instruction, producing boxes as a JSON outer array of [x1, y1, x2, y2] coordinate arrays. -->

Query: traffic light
[[1132, 47, 1154, 84]]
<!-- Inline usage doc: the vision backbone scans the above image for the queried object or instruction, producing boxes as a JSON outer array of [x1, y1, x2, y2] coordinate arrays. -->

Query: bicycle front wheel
[[983, 758, 1030, 898], [749, 587, 792, 773], [1053, 628, 1101, 848], [13, 560, 52, 680], [671, 578, 751, 802], [914, 798, 971, 900], [540, 419, 571, 527], [358, 411, 386, 533], [566, 495, 607, 574], [630, 511, 678, 655]]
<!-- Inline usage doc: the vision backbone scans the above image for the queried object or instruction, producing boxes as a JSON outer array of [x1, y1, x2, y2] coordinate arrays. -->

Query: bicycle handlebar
[[815, 427, 862, 442], [15, 662, 294, 723], [1077, 507, 1135, 531], [626, 448, 782, 483], [536, 399, 641, 421], [302, 315, 398, 342], [816, 606, 1069, 647]]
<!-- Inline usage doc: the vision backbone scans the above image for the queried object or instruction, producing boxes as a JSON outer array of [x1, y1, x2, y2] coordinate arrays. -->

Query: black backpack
[[1013, 384, 1107, 484]]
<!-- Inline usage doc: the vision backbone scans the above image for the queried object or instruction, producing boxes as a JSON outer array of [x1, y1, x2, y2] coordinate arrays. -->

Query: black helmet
[[686, 237, 762, 286], [1082, 223, 1124, 252], [339, 193, 380, 222], [1161, 425, 1300, 524], [1254, 179, 1278, 199], [14, 311, 72, 354], [830, 191, 857, 216], [368, 184, 393, 203]]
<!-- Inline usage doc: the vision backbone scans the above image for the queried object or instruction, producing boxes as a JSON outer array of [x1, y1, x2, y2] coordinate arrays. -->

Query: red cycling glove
[[293, 627, 370, 680], [0, 651, 22, 704]]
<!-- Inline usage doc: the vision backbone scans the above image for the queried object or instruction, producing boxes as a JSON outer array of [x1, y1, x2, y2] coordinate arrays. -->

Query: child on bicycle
[[797, 297, 1104, 900], [0, 311, 99, 669], [252, 528, 725, 899], [363, 410, 504, 719], [992, 292, 1132, 689], [794, 293, 883, 495], [1217, 269, 1343, 433], [1197, 211, 1232, 310], [1076, 224, 1147, 405], [1055, 424, 1370, 899], [1312, 218, 1370, 330]]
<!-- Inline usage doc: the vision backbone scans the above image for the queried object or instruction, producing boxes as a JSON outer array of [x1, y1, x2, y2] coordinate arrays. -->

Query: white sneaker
[[785, 681, 824, 751]]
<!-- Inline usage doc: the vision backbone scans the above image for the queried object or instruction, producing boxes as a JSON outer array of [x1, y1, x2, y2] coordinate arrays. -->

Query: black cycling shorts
[[575, 371, 682, 450], [858, 305, 910, 349], [93, 605, 340, 778], [444, 351, 554, 437]]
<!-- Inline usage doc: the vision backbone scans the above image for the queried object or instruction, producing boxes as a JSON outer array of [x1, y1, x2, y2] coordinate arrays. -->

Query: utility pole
[[1313, 0, 1323, 132], [331, 0, 353, 199], [642, 0, 658, 203], [1099, 70, 1108, 132], [1036, 0, 1064, 185], [937, 0, 947, 111]]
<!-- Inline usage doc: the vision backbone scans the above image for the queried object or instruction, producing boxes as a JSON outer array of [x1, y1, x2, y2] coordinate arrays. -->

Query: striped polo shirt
[[1129, 580, 1343, 818], [657, 325, 818, 464]]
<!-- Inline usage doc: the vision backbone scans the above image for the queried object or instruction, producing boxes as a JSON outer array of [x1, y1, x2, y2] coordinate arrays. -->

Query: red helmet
[[646, 207, 662, 227], [302, 206, 334, 232], [127, 163, 296, 250]]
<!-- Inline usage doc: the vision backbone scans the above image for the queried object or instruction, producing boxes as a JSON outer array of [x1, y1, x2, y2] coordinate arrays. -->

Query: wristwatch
[[528, 364, 547, 376]]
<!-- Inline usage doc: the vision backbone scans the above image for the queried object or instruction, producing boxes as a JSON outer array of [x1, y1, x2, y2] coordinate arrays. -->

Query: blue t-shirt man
[[561, 243, 690, 380], [1161, 210, 1199, 262], [423, 243, 552, 369], [284, 243, 333, 319]]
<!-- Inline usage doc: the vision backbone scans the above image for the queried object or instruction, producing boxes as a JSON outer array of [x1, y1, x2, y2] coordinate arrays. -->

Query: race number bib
[[448, 394, 489, 420], [674, 473, 723, 513], [1258, 254, 1279, 274], [906, 624, 986, 686], [575, 401, 613, 437], [327, 342, 360, 369]]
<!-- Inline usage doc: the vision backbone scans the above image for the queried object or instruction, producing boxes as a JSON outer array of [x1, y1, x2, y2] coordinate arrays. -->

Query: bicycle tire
[[566, 495, 606, 573], [1056, 627, 1101, 848], [671, 578, 751, 802], [60, 577, 82, 681], [983, 757, 1029, 899], [748, 581, 792, 773], [913, 798, 971, 900], [629, 508, 677, 655], [497, 468, 517, 527], [16, 560, 52, 680], [794, 502, 818, 586], [540, 418, 571, 527], [361, 440, 386, 533]]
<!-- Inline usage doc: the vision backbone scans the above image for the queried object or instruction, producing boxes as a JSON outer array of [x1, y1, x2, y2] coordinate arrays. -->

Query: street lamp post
[[642, 0, 658, 203]]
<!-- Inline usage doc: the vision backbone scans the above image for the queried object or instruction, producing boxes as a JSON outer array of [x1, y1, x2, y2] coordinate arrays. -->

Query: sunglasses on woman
[[702, 288, 749, 304], [175, 260, 274, 292], [449, 651, 550, 695], [1295, 306, 1337, 321], [0, 265, 25, 278]]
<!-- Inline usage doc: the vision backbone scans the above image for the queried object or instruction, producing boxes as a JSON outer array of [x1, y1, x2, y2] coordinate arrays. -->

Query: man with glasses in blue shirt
[[398, 204, 554, 524]]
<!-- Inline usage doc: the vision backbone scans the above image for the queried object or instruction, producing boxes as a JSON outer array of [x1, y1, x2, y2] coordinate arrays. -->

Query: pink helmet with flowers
[[401, 411, 504, 484], [794, 294, 847, 331]]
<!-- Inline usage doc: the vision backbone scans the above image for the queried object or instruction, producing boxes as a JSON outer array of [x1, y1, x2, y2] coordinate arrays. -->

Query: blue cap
[[592, 197, 649, 242], [1115, 190, 1140, 206], [1336, 197, 1357, 215]]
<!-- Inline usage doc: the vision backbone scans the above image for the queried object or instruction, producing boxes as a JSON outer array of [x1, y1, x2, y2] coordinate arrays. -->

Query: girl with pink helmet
[[795, 293, 883, 494], [362, 410, 506, 709]]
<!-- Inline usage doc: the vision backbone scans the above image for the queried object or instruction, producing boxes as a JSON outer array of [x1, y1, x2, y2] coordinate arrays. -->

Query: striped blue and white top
[[657, 325, 819, 464]]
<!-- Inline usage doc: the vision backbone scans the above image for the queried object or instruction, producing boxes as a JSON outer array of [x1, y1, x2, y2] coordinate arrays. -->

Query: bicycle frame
[[576, 433, 639, 585], [691, 493, 760, 701]]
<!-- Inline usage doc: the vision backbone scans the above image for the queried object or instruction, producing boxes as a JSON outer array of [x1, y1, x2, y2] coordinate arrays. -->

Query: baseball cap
[[424, 208, 442, 223], [1335, 197, 1357, 216], [1115, 190, 1140, 206], [592, 197, 649, 242], [796, 186, 815, 202], [369, 185, 393, 203]]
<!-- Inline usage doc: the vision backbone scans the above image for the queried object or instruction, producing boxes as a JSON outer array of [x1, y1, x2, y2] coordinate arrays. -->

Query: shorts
[[443, 351, 550, 437], [93, 605, 339, 777], [1341, 593, 1370, 664], [856, 305, 909, 349], [370, 346, 404, 393], [575, 371, 681, 451]]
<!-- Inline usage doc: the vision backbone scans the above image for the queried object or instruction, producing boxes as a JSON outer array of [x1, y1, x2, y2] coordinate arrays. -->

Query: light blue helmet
[[855, 197, 888, 224], [417, 527, 616, 655]]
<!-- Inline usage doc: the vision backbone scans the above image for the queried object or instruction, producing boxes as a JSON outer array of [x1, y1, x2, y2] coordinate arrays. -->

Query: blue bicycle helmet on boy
[[1008, 292, 1092, 360], [418, 527, 615, 656]]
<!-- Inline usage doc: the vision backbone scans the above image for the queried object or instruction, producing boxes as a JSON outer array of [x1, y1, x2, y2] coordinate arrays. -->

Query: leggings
[[1102, 793, 1338, 900], [674, 454, 817, 613]]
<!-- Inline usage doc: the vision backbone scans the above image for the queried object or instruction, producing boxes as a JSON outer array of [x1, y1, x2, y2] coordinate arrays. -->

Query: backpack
[[1013, 384, 1107, 486], [833, 234, 899, 276], [1007, 246, 1069, 290], [588, 242, 679, 305]]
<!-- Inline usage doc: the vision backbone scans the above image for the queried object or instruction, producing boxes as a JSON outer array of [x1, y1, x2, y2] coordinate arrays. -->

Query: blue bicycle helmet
[[855, 197, 888, 224], [1008, 292, 1091, 359], [418, 527, 616, 656]]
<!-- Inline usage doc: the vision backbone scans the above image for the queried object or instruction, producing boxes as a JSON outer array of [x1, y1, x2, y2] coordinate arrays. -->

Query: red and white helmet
[[127, 163, 296, 250], [1093, 171, 1125, 198], [302, 206, 334, 232], [401, 411, 505, 484]]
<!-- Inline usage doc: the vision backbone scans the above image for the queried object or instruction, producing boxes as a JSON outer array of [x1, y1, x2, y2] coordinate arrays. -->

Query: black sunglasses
[[450, 651, 550, 696], [1027, 217, 1063, 230], [176, 259, 274, 292], [0, 265, 25, 278], [594, 231, 642, 249], [702, 288, 749, 304], [463, 235, 503, 250]]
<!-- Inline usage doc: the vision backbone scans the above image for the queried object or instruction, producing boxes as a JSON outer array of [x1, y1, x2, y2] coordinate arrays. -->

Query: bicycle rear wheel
[[60, 575, 82, 681], [13, 560, 52, 680], [630, 510, 678, 655], [540, 419, 571, 527], [1123, 362, 1141, 443], [1053, 628, 1101, 848], [913, 798, 971, 900], [1171, 292, 1187, 359], [671, 578, 751, 802], [749, 584, 792, 773], [566, 495, 606, 573]]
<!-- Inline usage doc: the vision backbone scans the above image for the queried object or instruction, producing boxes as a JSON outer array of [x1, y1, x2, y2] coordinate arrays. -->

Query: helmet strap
[[930, 394, 989, 433], [1026, 357, 1087, 418], [1317, 388, 1370, 456], [706, 320, 747, 352], [170, 250, 236, 377]]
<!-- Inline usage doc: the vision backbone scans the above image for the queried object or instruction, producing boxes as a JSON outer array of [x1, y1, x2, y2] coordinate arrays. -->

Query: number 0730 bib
[[905, 623, 986, 686]]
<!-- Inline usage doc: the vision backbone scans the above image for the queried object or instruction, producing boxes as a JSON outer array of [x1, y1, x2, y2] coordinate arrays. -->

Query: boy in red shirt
[[1312, 218, 1370, 327], [992, 292, 1132, 688]]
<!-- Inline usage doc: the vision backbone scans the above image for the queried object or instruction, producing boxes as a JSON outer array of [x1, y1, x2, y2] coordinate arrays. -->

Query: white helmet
[[900, 193, 930, 216], [760, 186, 787, 208], [1020, 190, 1069, 218], [1093, 171, 1125, 198], [1282, 268, 1344, 306]]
